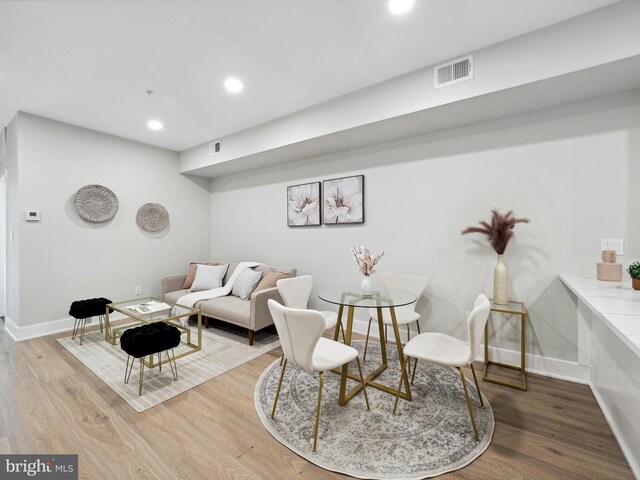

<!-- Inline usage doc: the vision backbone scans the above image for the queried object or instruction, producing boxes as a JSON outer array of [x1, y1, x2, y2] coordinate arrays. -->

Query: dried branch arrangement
[[351, 245, 384, 276], [461, 209, 529, 254]]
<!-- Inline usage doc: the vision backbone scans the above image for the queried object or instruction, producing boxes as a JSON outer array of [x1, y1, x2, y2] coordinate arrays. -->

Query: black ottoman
[[120, 322, 181, 396], [68, 297, 113, 345]]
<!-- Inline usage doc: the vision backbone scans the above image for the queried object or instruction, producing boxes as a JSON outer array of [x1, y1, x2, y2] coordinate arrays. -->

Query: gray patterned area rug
[[58, 327, 279, 412], [255, 340, 493, 479]]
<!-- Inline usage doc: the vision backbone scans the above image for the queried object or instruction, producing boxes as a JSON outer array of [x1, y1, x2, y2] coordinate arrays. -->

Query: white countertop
[[559, 274, 640, 357]]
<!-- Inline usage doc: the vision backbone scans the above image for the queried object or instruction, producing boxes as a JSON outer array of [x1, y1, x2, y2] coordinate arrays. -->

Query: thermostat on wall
[[25, 210, 40, 221]]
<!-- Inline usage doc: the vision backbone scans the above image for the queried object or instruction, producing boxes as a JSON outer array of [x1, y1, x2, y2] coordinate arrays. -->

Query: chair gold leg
[[340, 324, 346, 342], [406, 325, 411, 374], [138, 359, 145, 396], [271, 359, 287, 419], [363, 317, 373, 361], [385, 325, 388, 344], [416, 320, 421, 334], [313, 371, 324, 453], [279, 354, 284, 367], [124, 355, 134, 384], [470, 363, 484, 408], [457, 367, 479, 442], [393, 355, 410, 415], [355, 357, 370, 411], [411, 358, 418, 385]]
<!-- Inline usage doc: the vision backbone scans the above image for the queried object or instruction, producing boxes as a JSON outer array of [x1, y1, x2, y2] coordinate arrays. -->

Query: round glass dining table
[[318, 286, 417, 406]]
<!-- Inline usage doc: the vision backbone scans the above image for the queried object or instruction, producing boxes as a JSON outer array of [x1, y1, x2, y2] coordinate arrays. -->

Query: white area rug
[[58, 327, 280, 412], [255, 340, 494, 479]]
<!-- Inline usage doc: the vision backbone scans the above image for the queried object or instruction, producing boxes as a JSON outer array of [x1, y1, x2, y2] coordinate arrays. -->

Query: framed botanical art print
[[323, 175, 364, 224], [287, 182, 321, 227]]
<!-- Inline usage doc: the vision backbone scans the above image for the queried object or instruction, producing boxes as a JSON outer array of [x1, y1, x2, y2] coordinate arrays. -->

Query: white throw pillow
[[231, 268, 263, 301], [189, 264, 229, 292]]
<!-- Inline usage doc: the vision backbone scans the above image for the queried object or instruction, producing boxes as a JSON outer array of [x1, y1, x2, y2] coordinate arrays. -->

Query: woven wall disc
[[136, 203, 169, 232], [74, 184, 119, 223]]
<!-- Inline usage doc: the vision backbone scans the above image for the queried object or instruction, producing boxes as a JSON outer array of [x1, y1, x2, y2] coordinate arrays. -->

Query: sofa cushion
[[190, 264, 229, 292], [255, 268, 292, 292], [200, 295, 251, 326], [183, 261, 219, 289], [231, 268, 263, 300]]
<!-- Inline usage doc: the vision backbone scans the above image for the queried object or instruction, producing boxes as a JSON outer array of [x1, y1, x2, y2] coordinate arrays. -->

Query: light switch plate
[[601, 238, 624, 255]]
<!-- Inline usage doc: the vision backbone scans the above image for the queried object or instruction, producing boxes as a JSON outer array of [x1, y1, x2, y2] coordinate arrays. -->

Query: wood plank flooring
[[0, 322, 634, 480]]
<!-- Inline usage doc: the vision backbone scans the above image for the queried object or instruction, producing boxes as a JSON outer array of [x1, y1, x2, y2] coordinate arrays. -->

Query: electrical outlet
[[135, 285, 142, 295], [601, 239, 624, 255]]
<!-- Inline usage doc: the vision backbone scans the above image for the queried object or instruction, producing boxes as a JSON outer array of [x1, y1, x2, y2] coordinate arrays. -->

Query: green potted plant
[[627, 261, 640, 290]]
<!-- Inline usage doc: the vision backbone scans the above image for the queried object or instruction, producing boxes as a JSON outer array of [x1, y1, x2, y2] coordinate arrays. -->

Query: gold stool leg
[[355, 357, 370, 411], [393, 355, 410, 415], [411, 358, 418, 385], [470, 363, 484, 408], [363, 317, 373, 361], [79, 318, 87, 345], [313, 371, 324, 453], [166, 350, 178, 380], [71, 318, 80, 339], [138, 359, 145, 396], [271, 359, 287, 419], [124, 355, 134, 383], [457, 367, 479, 442], [98, 315, 104, 333], [158, 352, 162, 372]]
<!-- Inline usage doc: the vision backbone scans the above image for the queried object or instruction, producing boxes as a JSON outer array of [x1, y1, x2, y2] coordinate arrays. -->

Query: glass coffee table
[[104, 297, 202, 367]]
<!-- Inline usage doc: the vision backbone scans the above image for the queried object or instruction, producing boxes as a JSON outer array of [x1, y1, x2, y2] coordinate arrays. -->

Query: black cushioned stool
[[120, 322, 181, 396], [68, 297, 113, 345]]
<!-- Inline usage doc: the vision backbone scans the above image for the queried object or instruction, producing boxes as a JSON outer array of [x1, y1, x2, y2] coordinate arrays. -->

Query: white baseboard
[[4, 313, 128, 342], [351, 318, 591, 385], [591, 385, 640, 479]]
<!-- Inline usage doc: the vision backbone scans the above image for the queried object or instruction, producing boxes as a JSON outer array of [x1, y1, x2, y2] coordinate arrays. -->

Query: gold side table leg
[[483, 310, 527, 391]]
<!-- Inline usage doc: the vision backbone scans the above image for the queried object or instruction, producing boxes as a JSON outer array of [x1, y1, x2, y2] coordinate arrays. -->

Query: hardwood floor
[[0, 323, 634, 480]]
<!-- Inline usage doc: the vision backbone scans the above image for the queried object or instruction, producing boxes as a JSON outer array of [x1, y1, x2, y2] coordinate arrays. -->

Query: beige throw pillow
[[183, 262, 219, 289], [255, 269, 292, 292]]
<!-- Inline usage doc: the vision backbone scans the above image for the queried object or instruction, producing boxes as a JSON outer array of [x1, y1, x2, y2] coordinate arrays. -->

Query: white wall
[[210, 93, 640, 371], [8, 113, 211, 333]]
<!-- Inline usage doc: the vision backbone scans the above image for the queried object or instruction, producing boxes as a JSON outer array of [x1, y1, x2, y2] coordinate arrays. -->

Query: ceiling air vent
[[434, 54, 473, 89], [209, 140, 221, 155]]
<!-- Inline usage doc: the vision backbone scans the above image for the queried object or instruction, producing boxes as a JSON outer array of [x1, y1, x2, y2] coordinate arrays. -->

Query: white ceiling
[[0, 0, 620, 152]]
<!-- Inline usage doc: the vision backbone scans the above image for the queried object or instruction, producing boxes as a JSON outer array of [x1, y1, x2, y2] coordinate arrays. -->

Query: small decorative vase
[[361, 275, 373, 295], [493, 254, 508, 305], [632, 278, 640, 291]]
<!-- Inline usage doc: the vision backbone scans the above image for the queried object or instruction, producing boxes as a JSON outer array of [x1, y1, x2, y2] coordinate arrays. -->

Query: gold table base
[[332, 304, 411, 405]]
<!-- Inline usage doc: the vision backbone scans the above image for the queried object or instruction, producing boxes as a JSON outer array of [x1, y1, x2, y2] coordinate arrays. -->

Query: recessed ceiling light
[[388, 0, 414, 15], [147, 120, 163, 131], [224, 77, 244, 93]]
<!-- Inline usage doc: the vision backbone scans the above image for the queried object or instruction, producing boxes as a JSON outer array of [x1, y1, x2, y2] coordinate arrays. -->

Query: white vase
[[493, 254, 508, 305], [361, 275, 373, 295]]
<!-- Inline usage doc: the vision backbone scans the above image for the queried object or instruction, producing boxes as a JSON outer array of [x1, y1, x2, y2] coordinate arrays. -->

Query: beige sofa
[[162, 262, 296, 345]]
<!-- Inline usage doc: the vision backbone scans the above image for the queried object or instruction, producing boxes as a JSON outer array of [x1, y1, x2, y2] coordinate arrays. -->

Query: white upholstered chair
[[268, 299, 370, 452], [393, 293, 491, 442], [276, 275, 341, 334], [363, 272, 429, 361]]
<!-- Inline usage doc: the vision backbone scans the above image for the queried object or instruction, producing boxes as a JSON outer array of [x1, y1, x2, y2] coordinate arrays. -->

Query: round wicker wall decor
[[136, 203, 169, 233], [74, 184, 119, 223]]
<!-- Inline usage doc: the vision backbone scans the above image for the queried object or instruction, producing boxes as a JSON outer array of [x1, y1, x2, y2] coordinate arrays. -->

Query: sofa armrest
[[162, 275, 187, 297], [250, 287, 283, 331]]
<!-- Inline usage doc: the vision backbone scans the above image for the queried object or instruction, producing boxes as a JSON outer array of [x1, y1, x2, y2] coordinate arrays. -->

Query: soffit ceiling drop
[[0, 0, 620, 151]]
